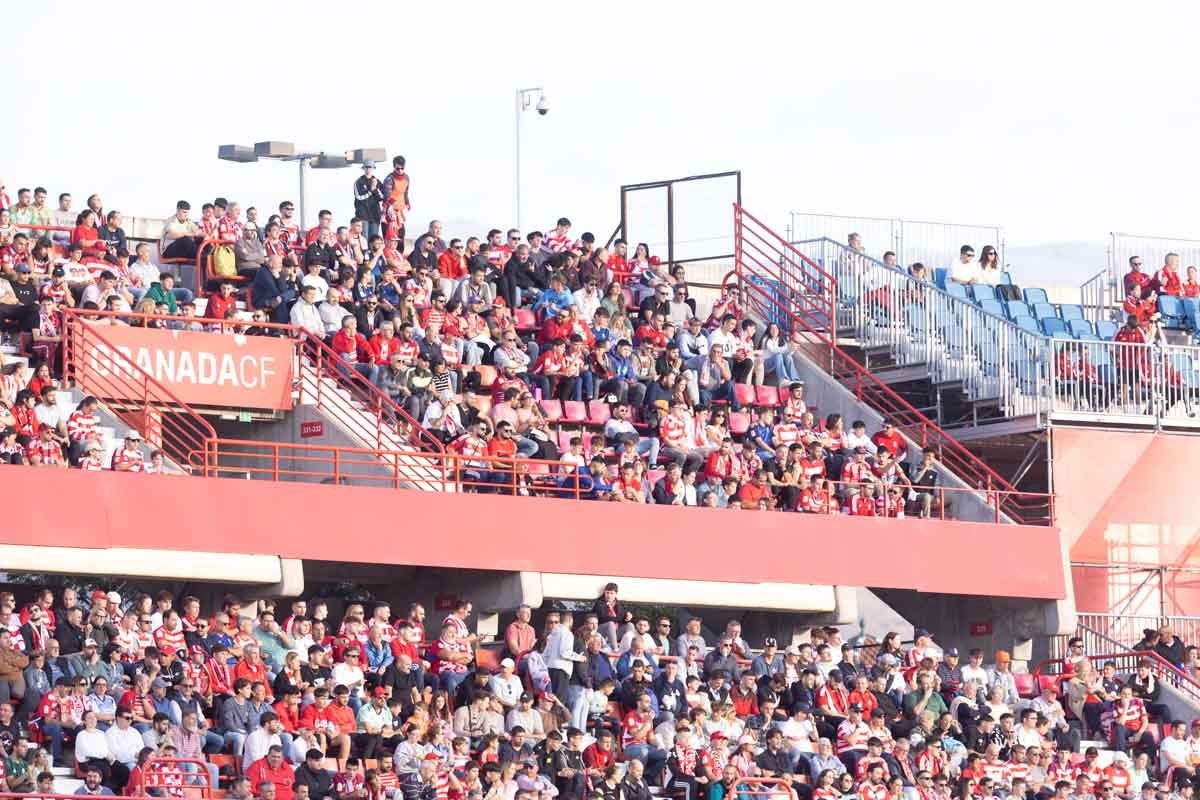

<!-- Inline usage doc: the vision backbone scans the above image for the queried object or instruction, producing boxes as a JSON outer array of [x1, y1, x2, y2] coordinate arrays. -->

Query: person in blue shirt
[[532, 274, 574, 318], [558, 457, 611, 500], [607, 340, 647, 407], [747, 406, 776, 463]]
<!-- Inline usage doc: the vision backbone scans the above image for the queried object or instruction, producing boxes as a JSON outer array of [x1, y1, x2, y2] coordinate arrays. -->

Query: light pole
[[514, 87, 548, 229], [217, 141, 386, 230]]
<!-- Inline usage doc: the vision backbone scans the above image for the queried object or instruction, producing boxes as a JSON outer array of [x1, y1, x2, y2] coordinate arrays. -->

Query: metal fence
[[793, 237, 1045, 421], [1079, 269, 1115, 325], [789, 212, 1004, 270], [1046, 337, 1200, 428], [1077, 612, 1200, 655], [1109, 232, 1200, 295]]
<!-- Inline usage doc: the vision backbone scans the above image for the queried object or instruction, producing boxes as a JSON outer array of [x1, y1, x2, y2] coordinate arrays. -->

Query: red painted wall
[[7, 469, 1066, 599], [1054, 427, 1200, 615]]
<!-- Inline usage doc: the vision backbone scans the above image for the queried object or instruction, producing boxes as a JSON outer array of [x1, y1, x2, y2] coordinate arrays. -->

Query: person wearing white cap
[[489, 658, 523, 710], [353, 161, 384, 240], [110, 431, 144, 472]]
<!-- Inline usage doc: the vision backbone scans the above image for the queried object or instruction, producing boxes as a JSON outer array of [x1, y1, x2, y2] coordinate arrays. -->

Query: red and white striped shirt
[[216, 216, 243, 246], [27, 439, 62, 464], [622, 709, 652, 749], [67, 410, 99, 441], [434, 637, 469, 675], [659, 415, 688, 448], [154, 625, 186, 655], [836, 718, 870, 754], [545, 231, 574, 253], [111, 446, 144, 472]]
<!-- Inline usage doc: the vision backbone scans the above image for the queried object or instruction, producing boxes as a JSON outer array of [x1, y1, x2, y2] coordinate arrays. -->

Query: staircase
[[61, 310, 447, 489], [732, 205, 1050, 526], [791, 236, 1045, 430]]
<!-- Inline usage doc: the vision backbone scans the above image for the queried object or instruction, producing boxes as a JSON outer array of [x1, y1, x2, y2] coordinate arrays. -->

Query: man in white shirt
[[842, 421, 877, 455], [488, 658, 524, 710], [242, 712, 285, 771], [961, 649, 989, 686], [949, 245, 980, 285], [619, 618, 659, 656], [289, 284, 325, 338], [1160, 720, 1191, 776], [105, 711, 144, 770]]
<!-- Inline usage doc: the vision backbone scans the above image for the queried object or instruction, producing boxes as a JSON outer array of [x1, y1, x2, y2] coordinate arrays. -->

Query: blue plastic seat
[[1060, 304, 1085, 321], [998, 271, 1013, 286], [1183, 298, 1200, 331], [1096, 320, 1118, 339], [1068, 319, 1094, 338], [1158, 295, 1186, 329], [933, 268, 949, 290], [969, 284, 997, 303], [1032, 302, 1058, 320], [944, 282, 968, 301], [1004, 300, 1031, 320], [1012, 315, 1040, 335], [978, 299, 1005, 317], [1041, 317, 1068, 336], [904, 305, 930, 340], [1024, 287, 1049, 305]]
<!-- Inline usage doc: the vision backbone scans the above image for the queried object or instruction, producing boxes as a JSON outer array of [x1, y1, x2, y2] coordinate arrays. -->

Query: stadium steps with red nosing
[[731, 203, 1048, 526]]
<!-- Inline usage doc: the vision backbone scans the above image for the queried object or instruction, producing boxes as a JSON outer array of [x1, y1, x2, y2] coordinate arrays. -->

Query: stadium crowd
[[0, 164, 948, 516], [0, 584, 1192, 800]]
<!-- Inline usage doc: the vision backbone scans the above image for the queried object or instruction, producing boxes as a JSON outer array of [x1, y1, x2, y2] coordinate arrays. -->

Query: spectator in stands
[[1154, 253, 1182, 297], [949, 245, 979, 285], [1124, 256, 1151, 296]]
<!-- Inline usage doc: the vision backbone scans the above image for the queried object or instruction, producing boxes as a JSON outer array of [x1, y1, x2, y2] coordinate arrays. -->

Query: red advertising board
[[77, 326, 295, 411]]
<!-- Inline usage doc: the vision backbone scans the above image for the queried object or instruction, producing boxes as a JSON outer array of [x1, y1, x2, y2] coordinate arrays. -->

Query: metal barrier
[[789, 212, 1004, 268], [1046, 337, 1200, 430], [1110, 232, 1200, 295], [1076, 612, 1200, 655], [138, 756, 216, 797], [1079, 268, 1116, 325], [189, 438, 1053, 523], [1031, 649, 1200, 707], [795, 236, 1046, 422], [733, 777, 800, 800], [734, 207, 1048, 526], [792, 478, 1052, 525], [61, 307, 443, 456], [61, 310, 216, 468]]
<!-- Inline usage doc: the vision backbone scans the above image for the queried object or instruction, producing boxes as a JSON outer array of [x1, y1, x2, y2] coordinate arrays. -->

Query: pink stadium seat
[[729, 412, 751, 435], [557, 430, 575, 452], [622, 288, 636, 310], [539, 400, 563, 422], [776, 385, 791, 404], [563, 401, 588, 422], [647, 469, 666, 484], [734, 384, 756, 407], [514, 309, 537, 331], [755, 386, 778, 407], [587, 401, 612, 425], [467, 394, 492, 416]]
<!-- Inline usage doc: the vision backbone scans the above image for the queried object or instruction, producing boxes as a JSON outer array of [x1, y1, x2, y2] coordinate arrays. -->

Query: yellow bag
[[212, 244, 237, 277]]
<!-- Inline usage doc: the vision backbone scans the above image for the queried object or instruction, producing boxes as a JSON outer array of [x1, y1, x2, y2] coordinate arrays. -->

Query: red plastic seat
[[587, 400, 612, 425], [729, 412, 751, 435], [514, 309, 537, 331], [557, 430, 576, 452], [467, 394, 492, 416], [647, 469, 666, 484], [540, 400, 563, 422], [776, 385, 791, 404], [734, 383, 756, 407], [1014, 672, 1037, 699], [563, 401, 588, 422], [755, 386, 779, 407]]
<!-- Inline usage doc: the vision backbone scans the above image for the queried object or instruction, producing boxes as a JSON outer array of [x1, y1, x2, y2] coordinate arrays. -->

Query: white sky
[[9, 1, 1200, 284]]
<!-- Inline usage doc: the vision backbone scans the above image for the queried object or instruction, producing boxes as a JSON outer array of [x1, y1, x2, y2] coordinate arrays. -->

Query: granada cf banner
[[78, 326, 295, 411]]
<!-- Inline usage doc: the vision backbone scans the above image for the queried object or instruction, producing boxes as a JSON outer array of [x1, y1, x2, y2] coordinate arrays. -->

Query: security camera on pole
[[514, 87, 548, 229]]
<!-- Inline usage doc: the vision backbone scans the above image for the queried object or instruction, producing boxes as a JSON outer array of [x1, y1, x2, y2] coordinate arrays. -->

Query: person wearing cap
[[109, 430, 145, 472], [905, 629, 938, 669], [936, 648, 963, 696], [353, 686, 395, 759], [986, 650, 1018, 707], [352, 162, 385, 240], [780, 702, 819, 768]]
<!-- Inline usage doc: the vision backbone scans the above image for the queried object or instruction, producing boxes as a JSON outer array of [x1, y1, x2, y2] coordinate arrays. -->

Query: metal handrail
[[60, 307, 443, 455], [733, 205, 1047, 526], [1030, 649, 1200, 705], [61, 308, 217, 470]]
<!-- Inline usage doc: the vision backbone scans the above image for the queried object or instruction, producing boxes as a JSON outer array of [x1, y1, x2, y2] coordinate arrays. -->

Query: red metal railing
[[137, 756, 215, 798], [60, 307, 443, 456], [189, 437, 1052, 521], [1030, 649, 1200, 706], [732, 203, 1050, 526], [734, 777, 802, 799], [61, 309, 216, 469]]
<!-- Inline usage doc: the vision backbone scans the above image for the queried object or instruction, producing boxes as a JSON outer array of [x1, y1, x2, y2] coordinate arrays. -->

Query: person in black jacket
[[653, 660, 687, 718], [591, 583, 629, 652], [1155, 626, 1186, 667], [54, 608, 86, 656], [304, 230, 337, 273], [353, 163, 385, 239], [508, 248, 548, 308], [294, 748, 336, 800], [251, 257, 289, 323], [756, 728, 811, 800]]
